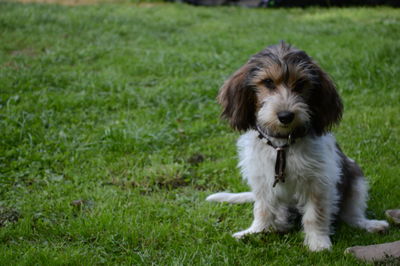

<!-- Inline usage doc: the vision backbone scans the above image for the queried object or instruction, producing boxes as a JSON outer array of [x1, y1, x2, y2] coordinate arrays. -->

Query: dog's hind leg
[[340, 177, 389, 233]]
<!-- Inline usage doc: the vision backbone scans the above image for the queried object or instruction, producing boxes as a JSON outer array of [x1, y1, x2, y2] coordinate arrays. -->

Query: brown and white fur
[[206, 42, 388, 251]]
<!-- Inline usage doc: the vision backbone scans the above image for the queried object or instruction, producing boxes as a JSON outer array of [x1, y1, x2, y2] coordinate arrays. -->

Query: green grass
[[1, 2, 399, 264]]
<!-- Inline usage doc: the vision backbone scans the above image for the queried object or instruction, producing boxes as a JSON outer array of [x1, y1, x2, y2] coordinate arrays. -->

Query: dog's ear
[[309, 64, 343, 135], [218, 63, 256, 131]]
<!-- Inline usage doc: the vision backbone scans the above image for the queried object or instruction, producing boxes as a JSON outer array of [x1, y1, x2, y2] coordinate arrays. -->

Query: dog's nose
[[277, 111, 295, 124]]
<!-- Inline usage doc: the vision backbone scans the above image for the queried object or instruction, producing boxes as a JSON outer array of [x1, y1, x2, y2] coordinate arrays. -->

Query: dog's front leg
[[302, 192, 333, 251], [233, 199, 271, 239]]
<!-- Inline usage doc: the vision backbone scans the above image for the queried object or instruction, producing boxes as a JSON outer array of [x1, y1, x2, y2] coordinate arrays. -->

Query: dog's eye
[[263, 79, 275, 89], [294, 80, 306, 92]]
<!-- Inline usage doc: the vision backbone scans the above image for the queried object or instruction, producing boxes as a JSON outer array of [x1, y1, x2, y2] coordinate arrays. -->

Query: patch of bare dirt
[[0, 207, 21, 227], [10, 48, 37, 57]]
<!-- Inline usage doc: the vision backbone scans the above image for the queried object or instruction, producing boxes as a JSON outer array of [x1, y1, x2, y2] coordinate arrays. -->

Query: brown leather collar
[[255, 124, 309, 187], [256, 124, 309, 142]]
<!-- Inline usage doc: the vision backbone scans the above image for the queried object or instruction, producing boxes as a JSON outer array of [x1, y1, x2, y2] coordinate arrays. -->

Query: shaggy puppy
[[206, 42, 388, 251]]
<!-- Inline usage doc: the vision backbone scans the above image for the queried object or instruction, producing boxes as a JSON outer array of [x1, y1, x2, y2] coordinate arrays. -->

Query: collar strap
[[256, 123, 310, 142], [256, 124, 294, 147], [256, 125, 294, 187]]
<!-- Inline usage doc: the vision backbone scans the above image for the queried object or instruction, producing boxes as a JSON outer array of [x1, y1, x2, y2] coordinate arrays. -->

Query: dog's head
[[218, 42, 343, 137]]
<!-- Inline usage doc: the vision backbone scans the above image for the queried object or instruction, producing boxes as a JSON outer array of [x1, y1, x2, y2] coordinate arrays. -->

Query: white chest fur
[[237, 130, 341, 208]]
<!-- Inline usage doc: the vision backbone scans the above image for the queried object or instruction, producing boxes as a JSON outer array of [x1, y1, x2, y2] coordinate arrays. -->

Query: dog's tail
[[206, 192, 255, 204]]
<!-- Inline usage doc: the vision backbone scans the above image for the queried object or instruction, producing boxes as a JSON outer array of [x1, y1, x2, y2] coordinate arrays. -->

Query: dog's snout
[[277, 111, 295, 124]]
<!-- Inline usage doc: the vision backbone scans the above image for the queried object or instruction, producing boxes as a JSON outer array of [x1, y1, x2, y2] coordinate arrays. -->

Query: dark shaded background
[[182, 0, 400, 7]]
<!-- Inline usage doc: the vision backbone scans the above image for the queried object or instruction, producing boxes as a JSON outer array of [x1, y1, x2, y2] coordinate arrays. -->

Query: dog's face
[[218, 42, 343, 136]]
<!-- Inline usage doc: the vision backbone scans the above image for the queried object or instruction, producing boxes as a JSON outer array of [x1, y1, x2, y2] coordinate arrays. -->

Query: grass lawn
[[1, 2, 399, 264]]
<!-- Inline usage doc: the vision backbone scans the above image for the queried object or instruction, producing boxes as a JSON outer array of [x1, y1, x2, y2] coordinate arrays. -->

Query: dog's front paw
[[305, 234, 332, 252], [232, 226, 266, 239], [232, 229, 252, 239], [365, 219, 389, 233]]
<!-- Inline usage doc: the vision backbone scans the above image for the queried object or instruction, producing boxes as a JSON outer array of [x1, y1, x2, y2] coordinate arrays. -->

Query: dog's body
[[206, 42, 388, 251]]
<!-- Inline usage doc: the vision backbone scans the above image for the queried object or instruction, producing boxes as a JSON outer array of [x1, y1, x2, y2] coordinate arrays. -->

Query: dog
[[206, 42, 389, 251]]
